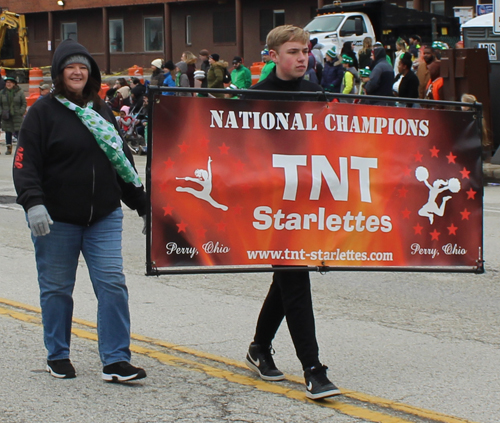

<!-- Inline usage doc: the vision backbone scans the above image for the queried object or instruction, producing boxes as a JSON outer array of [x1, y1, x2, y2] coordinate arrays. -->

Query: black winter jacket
[[245, 68, 323, 101], [321, 60, 344, 93], [364, 47, 394, 104], [14, 39, 146, 226], [14, 95, 147, 225], [396, 71, 419, 106]]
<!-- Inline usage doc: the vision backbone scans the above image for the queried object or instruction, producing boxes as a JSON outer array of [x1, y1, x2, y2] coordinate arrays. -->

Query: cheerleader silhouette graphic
[[415, 166, 461, 224]]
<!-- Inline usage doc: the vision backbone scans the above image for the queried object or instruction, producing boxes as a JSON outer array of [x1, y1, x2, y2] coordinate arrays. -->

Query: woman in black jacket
[[358, 37, 373, 70], [13, 39, 147, 383], [341, 41, 359, 70], [393, 52, 419, 107]]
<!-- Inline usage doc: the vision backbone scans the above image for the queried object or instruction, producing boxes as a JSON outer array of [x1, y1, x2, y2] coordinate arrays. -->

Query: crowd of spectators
[[0, 34, 479, 157]]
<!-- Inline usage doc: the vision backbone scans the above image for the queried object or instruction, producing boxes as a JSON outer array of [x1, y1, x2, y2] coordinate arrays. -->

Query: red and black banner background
[[148, 96, 483, 273]]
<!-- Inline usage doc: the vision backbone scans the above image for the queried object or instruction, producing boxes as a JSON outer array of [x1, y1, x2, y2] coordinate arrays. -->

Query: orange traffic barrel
[[99, 83, 110, 99], [128, 65, 144, 84], [0, 68, 6, 78], [250, 62, 264, 85], [26, 93, 39, 107], [29, 67, 44, 96]]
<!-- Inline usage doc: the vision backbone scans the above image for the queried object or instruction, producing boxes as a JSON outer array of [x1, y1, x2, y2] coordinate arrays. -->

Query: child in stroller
[[118, 105, 147, 154], [118, 105, 140, 153], [118, 106, 134, 134]]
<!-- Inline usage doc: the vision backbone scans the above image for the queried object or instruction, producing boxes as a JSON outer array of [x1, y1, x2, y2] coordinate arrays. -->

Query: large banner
[[149, 96, 483, 272]]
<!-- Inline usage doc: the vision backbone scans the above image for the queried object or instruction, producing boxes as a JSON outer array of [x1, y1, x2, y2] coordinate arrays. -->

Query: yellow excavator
[[0, 10, 28, 69]]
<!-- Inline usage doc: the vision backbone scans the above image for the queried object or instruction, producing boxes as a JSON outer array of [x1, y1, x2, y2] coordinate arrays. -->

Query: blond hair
[[360, 37, 373, 54], [182, 51, 197, 65], [266, 25, 310, 52], [461, 93, 477, 104], [396, 38, 408, 51], [461, 93, 492, 147]]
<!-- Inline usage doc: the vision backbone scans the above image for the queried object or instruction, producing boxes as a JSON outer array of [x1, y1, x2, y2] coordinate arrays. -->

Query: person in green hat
[[340, 54, 359, 96], [320, 47, 344, 93], [0, 76, 27, 155], [431, 40, 449, 59]]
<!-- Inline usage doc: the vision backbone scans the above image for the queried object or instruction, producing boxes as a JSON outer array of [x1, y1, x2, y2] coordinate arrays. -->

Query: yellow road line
[[0, 305, 41, 324], [0, 298, 481, 423], [0, 303, 411, 423], [128, 344, 416, 423]]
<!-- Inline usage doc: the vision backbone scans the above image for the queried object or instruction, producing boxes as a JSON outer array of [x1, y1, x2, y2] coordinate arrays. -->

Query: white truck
[[304, 8, 375, 55], [304, 0, 460, 57]]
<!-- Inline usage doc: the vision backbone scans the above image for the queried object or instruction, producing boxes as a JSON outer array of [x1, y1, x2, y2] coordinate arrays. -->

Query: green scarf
[[56, 95, 142, 187]]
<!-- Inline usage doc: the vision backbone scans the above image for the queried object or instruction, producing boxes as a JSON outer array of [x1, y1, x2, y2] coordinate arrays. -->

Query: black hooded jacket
[[364, 47, 394, 102], [50, 39, 102, 84], [14, 39, 147, 225]]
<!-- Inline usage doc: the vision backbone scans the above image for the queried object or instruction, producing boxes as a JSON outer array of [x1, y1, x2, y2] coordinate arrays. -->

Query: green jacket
[[231, 65, 252, 89], [0, 85, 27, 132], [207, 61, 227, 98], [258, 61, 276, 82]]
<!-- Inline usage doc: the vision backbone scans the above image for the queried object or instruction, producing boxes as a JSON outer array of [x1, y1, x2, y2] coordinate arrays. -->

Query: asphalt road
[[0, 145, 499, 423]]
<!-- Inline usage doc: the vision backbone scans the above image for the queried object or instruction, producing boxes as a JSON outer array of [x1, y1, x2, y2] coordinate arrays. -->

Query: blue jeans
[[5, 131, 18, 146], [31, 207, 131, 366]]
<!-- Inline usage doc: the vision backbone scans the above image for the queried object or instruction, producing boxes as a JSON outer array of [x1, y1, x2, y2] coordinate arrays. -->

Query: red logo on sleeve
[[14, 146, 24, 169]]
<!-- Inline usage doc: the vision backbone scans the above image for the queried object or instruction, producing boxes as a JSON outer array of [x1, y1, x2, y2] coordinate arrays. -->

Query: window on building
[[213, 10, 236, 43], [62, 22, 77, 41], [186, 15, 192, 46], [259, 10, 285, 43], [406, 1, 414, 8], [110, 19, 124, 52], [34, 16, 48, 41], [274, 10, 285, 27], [144, 17, 163, 52], [430, 1, 445, 15]]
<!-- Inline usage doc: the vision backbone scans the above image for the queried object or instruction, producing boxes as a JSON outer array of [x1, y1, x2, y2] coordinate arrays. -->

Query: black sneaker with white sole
[[304, 365, 341, 400], [245, 343, 285, 381], [102, 361, 146, 383], [46, 359, 76, 379]]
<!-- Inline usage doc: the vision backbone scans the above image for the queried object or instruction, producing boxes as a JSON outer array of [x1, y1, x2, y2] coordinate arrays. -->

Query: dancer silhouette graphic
[[176, 156, 228, 211]]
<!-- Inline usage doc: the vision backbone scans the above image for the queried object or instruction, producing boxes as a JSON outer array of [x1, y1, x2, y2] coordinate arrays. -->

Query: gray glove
[[27, 205, 53, 237], [142, 215, 147, 235]]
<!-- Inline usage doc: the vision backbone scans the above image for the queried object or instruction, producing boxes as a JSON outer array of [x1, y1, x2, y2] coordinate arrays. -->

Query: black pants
[[253, 268, 320, 370]]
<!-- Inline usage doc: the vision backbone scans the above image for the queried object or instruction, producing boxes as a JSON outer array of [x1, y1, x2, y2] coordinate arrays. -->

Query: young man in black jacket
[[244, 25, 341, 400], [362, 47, 395, 105]]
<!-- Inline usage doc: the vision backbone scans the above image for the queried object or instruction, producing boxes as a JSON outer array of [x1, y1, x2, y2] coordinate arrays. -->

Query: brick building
[[1, 0, 477, 73]]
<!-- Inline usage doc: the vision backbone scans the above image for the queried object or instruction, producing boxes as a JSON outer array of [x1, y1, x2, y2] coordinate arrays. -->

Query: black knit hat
[[163, 60, 175, 71], [51, 39, 100, 84], [209, 53, 220, 62]]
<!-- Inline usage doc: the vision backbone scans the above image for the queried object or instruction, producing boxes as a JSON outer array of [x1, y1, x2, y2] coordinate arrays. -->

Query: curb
[[483, 163, 500, 184]]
